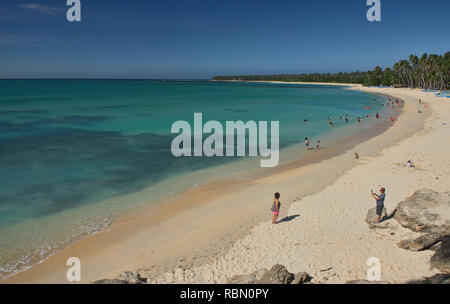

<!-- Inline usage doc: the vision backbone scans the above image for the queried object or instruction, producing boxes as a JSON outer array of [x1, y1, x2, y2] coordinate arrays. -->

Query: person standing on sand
[[271, 192, 281, 224], [371, 187, 386, 223], [305, 137, 310, 151]]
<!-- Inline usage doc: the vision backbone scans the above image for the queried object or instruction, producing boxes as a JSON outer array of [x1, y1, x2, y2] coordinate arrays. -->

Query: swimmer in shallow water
[[328, 117, 334, 128]]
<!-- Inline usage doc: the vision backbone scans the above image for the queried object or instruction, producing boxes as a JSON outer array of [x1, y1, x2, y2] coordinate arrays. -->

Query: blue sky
[[1, 0, 449, 78]]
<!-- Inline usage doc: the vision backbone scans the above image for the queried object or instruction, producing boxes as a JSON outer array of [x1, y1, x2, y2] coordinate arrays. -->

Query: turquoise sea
[[0, 80, 388, 280]]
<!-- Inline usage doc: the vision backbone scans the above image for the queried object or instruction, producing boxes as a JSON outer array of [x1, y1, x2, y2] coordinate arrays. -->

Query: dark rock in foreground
[[346, 280, 390, 284], [291, 272, 312, 284], [227, 269, 266, 284], [430, 235, 450, 273], [227, 264, 311, 284], [407, 273, 450, 284], [93, 271, 146, 284], [93, 279, 129, 284], [397, 234, 442, 251]]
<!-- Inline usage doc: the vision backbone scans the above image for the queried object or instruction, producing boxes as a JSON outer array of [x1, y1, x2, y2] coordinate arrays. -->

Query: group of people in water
[[304, 137, 320, 151], [302, 97, 405, 152]]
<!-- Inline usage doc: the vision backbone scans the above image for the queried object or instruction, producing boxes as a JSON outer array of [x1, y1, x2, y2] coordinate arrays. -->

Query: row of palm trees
[[392, 53, 449, 90], [212, 52, 449, 90]]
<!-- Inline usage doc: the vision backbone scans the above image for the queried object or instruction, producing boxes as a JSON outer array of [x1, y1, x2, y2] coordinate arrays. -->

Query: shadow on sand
[[278, 214, 300, 223], [380, 208, 397, 223]]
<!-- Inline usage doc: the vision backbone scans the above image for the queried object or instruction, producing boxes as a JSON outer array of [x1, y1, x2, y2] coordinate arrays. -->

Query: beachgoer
[[376, 112, 379, 119], [328, 117, 334, 128], [316, 140, 320, 150], [407, 160, 415, 168], [345, 117, 349, 123], [305, 137, 310, 151], [371, 187, 386, 223], [354, 152, 359, 159], [271, 192, 281, 224]]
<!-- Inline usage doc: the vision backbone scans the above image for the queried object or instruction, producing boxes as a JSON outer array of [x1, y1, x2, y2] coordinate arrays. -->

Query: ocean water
[[0, 80, 388, 280]]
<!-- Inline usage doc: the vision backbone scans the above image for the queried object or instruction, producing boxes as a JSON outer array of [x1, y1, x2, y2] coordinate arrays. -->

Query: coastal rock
[[365, 207, 391, 229], [93, 271, 146, 284], [258, 264, 294, 284], [345, 280, 390, 284], [395, 189, 450, 235], [227, 269, 266, 284], [227, 264, 308, 284], [92, 279, 129, 284], [395, 189, 450, 251], [116, 271, 147, 284], [291, 272, 312, 284], [430, 235, 450, 273], [407, 273, 450, 284], [397, 234, 442, 251]]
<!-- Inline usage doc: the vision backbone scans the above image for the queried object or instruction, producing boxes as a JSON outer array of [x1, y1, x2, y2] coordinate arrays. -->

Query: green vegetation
[[212, 52, 449, 90]]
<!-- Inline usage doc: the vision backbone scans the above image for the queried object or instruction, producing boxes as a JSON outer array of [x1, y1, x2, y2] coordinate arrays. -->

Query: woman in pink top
[[271, 192, 281, 224]]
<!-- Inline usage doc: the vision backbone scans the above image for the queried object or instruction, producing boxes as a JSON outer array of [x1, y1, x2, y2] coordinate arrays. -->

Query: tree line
[[212, 52, 449, 90]]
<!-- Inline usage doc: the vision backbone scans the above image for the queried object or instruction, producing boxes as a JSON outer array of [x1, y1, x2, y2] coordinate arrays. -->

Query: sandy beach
[[4, 84, 449, 284], [153, 85, 449, 284], [147, 85, 449, 284]]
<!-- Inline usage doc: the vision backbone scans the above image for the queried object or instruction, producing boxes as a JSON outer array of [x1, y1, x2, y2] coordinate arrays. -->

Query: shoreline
[[149, 85, 447, 284], [3, 84, 429, 284], [211, 80, 361, 87]]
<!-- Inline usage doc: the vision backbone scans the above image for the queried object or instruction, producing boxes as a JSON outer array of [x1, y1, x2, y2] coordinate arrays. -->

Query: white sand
[[149, 87, 449, 284]]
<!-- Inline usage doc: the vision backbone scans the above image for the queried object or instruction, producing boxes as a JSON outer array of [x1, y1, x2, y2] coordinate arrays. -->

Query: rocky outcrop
[[291, 272, 312, 284], [93, 271, 146, 284], [395, 189, 449, 236], [227, 264, 311, 284], [397, 234, 442, 251], [395, 189, 450, 251], [346, 280, 390, 284], [365, 207, 393, 229], [227, 269, 266, 284], [258, 264, 294, 284], [93, 279, 129, 284], [407, 273, 450, 284], [394, 189, 450, 274], [430, 235, 450, 273]]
